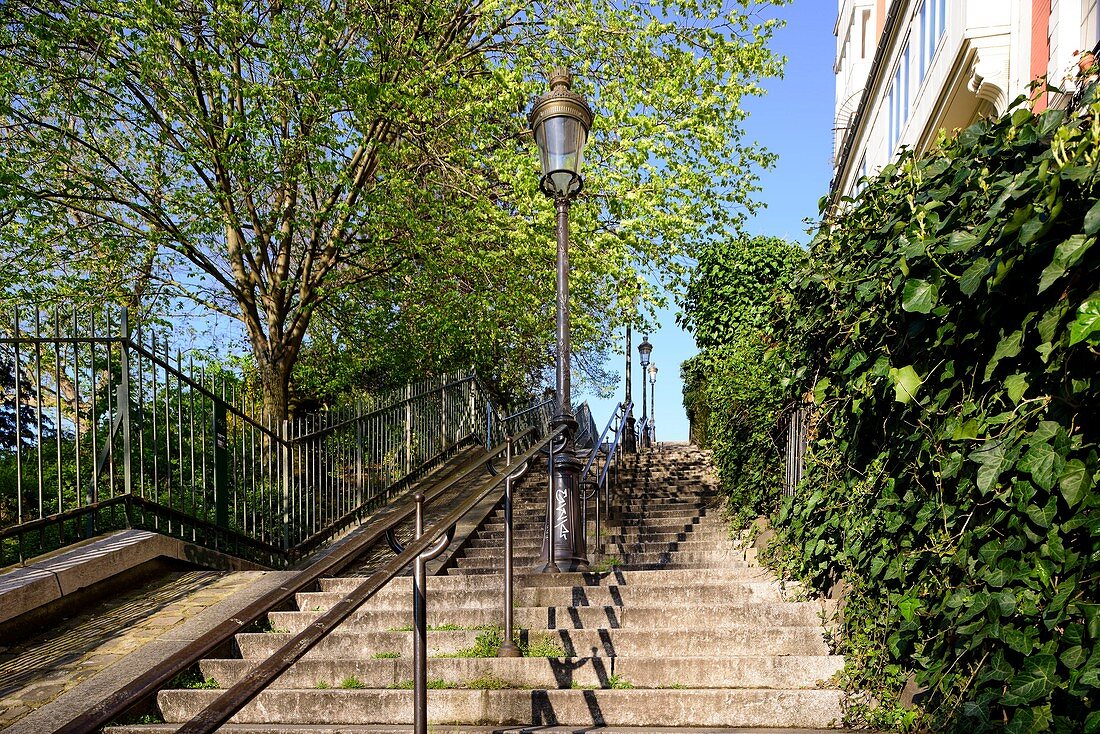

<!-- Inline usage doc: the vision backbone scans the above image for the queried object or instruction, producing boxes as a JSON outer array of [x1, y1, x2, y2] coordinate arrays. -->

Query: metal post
[[640, 365, 648, 449], [498, 437, 522, 657], [650, 374, 656, 446], [412, 494, 428, 734], [213, 401, 229, 530], [281, 420, 291, 549], [119, 308, 132, 498], [623, 326, 636, 453], [540, 196, 586, 571]]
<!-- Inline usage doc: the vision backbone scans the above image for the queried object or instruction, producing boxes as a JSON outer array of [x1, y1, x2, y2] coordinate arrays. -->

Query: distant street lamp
[[622, 326, 637, 453], [638, 336, 653, 448], [530, 68, 594, 572], [648, 363, 658, 445]]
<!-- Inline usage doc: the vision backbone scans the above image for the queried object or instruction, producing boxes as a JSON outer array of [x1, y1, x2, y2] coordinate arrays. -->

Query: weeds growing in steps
[[372, 651, 401, 659], [434, 627, 567, 658], [589, 556, 623, 573], [168, 669, 220, 690]]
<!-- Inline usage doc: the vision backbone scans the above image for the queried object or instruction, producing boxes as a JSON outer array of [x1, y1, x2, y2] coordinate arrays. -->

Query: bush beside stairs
[[107, 442, 846, 732]]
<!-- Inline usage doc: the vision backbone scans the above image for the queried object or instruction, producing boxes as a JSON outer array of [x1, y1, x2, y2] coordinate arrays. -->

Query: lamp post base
[[622, 415, 637, 454], [539, 430, 588, 572]]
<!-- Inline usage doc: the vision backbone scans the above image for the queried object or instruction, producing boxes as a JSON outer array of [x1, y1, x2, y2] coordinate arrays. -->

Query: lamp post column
[[648, 364, 658, 445], [542, 196, 586, 571], [623, 326, 636, 453], [637, 336, 653, 449]]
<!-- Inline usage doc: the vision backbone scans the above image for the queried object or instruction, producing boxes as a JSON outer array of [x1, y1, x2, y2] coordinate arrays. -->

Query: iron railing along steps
[[53, 434, 535, 734], [106, 444, 846, 731]]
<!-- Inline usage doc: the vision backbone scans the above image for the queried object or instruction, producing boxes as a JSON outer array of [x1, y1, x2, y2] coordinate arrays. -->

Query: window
[[1084, 0, 1100, 50], [861, 9, 872, 59]]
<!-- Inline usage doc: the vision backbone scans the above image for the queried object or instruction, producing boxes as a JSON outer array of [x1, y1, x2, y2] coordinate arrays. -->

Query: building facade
[[832, 0, 1100, 200]]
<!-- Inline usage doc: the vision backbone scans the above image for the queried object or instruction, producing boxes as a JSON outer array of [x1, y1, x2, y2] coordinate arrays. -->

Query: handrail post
[[412, 493, 428, 734], [498, 437, 522, 657], [119, 307, 132, 499]]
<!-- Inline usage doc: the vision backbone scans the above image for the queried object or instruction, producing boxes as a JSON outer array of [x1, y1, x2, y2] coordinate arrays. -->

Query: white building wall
[[833, 0, 1100, 201]]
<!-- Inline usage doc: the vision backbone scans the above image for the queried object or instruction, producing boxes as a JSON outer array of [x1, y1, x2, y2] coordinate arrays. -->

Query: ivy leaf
[[1085, 711, 1100, 734], [1002, 654, 1057, 706], [1019, 441, 1062, 491], [1068, 296, 1100, 346], [889, 365, 923, 404], [1084, 198, 1100, 234], [1004, 373, 1028, 404], [985, 330, 1023, 380], [898, 594, 921, 621], [959, 257, 990, 296], [1059, 460, 1092, 508], [974, 443, 1008, 494], [902, 278, 937, 314]]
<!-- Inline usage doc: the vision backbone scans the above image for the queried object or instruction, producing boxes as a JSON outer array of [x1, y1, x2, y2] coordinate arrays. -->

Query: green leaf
[[1005, 373, 1028, 403], [959, 257, 990, 296], [898, 594, 921, 622], [1062, 646, 1088, 669], [1059, 460, 1092, 507], [1085, 711, 1100, 734], [889, 365, 923, 404], [985, 330, 1023, 380], [1084, 198, 1100, 234], [812, 377, 831, 405], [1002, 654, 1057, 706], [1068, 296, 1100, 346], [902, 278, 937, 314], [1019, 441, 1062, 491], [1040, 236, 1093, 293]]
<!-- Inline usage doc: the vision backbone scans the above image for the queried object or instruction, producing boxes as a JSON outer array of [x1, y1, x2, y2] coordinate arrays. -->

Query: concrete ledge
[[0, 529, 266, 626]]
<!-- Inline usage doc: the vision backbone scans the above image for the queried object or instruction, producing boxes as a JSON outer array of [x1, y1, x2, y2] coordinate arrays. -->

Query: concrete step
[[110, 725, 847, 733], [451, 550, 749, 570], [456, 539, 741, 559], [319, 567, 778, 595], [446, 561, 756, 575], [266, 602, 825, 633], [235, 626, 831, 660], [295, 582, 783, 612], [199, 654, 844, 690], [156, 687, 845, 728]]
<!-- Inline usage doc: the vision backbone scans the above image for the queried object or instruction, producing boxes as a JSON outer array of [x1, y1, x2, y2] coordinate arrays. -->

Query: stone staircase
[[108, 442, 845, 731]]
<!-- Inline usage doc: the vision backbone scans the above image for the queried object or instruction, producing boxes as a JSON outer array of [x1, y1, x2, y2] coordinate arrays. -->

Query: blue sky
[[575, 1, 837, 441]]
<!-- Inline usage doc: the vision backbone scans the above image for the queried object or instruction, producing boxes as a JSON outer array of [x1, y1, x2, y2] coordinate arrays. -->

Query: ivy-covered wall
[[767, 96, 1100, 732], [679, 235, 803, 528]]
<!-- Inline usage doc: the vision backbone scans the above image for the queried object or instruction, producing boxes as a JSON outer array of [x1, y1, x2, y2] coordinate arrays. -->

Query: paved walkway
[[0, 569, 270, 729]]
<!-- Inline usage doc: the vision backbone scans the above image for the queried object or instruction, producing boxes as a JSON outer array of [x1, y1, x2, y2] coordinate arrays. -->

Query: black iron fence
[[0, 306, 547, 567]]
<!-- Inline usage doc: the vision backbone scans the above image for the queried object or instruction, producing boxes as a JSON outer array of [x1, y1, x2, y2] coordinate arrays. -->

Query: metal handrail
[[637, 415, 651, 447], [580, 401, 628, 484], [52, 428, 545, 734], [579, 401, 632, 557], [173, 425, 563, 734]]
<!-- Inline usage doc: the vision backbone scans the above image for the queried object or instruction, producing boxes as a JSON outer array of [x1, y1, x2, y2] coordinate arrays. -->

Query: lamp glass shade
[[648, 364, 658, 383], [637, 337, 653, 367], [534, 114, 588, 197]]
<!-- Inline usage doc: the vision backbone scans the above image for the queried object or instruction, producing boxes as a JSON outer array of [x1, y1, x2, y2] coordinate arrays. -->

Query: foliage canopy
[[0, 0, 787, 415]]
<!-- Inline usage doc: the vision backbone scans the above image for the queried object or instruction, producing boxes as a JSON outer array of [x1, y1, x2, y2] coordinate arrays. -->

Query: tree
[[0, 0, 786, 417]]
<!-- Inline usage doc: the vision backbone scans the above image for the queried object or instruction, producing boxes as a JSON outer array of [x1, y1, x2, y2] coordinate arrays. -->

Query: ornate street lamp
[[638, 336, 653, 448], [530, 69, 594, 572], [648, 363, 658, 445]]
